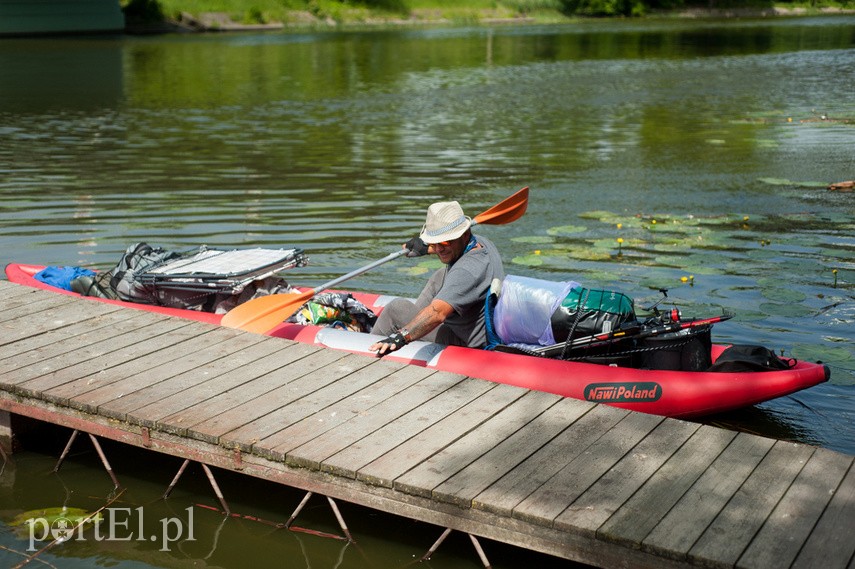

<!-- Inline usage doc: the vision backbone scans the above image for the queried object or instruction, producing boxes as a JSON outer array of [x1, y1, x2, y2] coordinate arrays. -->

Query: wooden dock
[[1, 280, 853, 569]]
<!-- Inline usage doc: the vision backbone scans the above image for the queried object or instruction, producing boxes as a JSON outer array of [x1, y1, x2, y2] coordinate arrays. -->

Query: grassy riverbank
[[122, 0, 855, 30]]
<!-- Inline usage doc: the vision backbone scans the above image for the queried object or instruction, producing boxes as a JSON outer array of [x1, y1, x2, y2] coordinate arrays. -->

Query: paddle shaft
[[222, 187, 528, 333], [304, 214, 493, 295], [310, 249, 409, 296]]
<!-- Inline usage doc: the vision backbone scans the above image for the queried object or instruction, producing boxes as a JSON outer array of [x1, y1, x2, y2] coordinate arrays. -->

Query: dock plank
[[466, 402, 619, 516], [285, 370, 466, 471], [401, 392, 579, 505], [261, 364, 436, 461], [157, 344, 318, 440], [0, 306, 144, 371], [25, 319, 197, 403], [70, 326, 266, 419], [556, 418, 702, 538], [640, 431, 777, 561], [0, 297, 122, 352], [790, 457, 855, 569], [184, 347, 352, 445], [512, 411, 665, 527], [215, 358, 402, 456], [738, 448, 854, 569], [0, 281, 45, 300], [49, 328, 229, 413], [596, 425, 738, 548], [131, 339, 304, 429], [356, 381, 528, 489], [0, 293, 79, 324], [102, 332, 289, 426], [687, 440, 816, 568], [320, 377, 497, 479], [218, 352, 377, 452], [0, 311, 167, 389]]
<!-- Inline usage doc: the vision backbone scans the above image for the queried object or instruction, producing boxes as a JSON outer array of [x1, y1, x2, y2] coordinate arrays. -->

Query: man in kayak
[[370, 200, 504, 356]]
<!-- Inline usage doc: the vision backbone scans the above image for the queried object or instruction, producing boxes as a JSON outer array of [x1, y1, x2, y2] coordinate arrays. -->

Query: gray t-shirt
[[433, 234, 504, 347]]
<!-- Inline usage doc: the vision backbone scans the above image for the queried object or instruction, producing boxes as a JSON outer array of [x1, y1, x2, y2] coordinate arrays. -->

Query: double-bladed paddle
[[222, 186, 529, 334]]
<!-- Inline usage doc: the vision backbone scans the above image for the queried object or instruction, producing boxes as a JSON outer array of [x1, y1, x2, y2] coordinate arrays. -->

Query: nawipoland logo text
[[25, 506, 195, 552]]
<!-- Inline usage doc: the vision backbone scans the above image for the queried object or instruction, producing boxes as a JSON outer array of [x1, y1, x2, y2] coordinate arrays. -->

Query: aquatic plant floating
[[9, 507, 102, 539]]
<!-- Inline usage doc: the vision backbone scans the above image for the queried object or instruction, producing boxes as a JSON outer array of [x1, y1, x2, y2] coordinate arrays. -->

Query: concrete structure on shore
[[0, 0, 124, 36]]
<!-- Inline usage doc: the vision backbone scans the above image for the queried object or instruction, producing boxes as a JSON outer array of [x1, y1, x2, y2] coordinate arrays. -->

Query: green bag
[[550, 287, 636, 343]]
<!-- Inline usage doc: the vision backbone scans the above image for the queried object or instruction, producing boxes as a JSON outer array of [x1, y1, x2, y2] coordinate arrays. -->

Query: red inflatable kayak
[[5, 263, 830, 419]]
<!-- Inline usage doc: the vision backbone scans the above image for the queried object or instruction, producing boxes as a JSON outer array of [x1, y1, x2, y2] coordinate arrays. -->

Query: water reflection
[[0, 17, 853, 447]]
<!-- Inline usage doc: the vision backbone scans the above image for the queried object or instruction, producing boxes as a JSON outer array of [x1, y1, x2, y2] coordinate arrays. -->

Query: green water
[[0, 16, 854, 568]]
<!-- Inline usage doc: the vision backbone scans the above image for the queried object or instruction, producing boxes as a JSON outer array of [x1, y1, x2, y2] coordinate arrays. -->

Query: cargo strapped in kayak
[[137, 247, 307, 295]]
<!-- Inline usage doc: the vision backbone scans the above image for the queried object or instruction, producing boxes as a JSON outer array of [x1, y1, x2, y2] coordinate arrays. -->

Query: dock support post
[[285, 490, 354, 542], [163, 458, 231, 516], [53, 429, 121, 489], [0, 410, 12, 459], [422, 528, 492, 568]]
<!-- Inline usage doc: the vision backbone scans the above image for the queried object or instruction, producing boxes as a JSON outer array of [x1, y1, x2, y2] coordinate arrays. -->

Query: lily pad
[[511, 254, 545, 267], [760, 287, 807, 303], [398, 258, 442, 276], [758, 177, 795, 186], [759, 302, 813, 318], [546, 225, 587, 236], [9, 507, 102, 539], [511, 235, 555, 244], [790, 343, 853, 366]]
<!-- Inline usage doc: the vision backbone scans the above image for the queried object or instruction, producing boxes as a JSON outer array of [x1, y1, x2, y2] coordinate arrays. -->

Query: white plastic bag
[[493, 275, 579, 346]]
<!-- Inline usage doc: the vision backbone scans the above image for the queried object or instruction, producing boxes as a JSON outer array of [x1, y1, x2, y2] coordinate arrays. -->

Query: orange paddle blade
[[473, 186, 528, 226], [220, 289, 314, 334]]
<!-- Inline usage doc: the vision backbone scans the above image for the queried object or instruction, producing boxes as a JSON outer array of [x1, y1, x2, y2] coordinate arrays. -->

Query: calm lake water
[[1, 15, 854, 568]]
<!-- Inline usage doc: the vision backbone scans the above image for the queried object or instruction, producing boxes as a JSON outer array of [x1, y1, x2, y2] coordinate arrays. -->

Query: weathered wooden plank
[[49, 328, 230, 412], [356, 382, 529, 489], [132, 339, 304, 428], [0, 292, 78, 324], [0, 311, 164, 388], [737, 448, 854, 569], [285, 370, 466, 471], [71, 327, 267, 419], [218, 352, 378, 453], [261, 364, 436, 462], [0, 300, 126, 362], [399, 391, 577, 505], [183, 347, 350, 445], [556, 418, 701, 537], [37, 320, 209, 405], [13, 319, 193, 399], [101, 334, 293, 426], [791, 459, 855, 569], [320, 377, 497, 479], [687, 440, 816, 568], [640, 431, 777, 560], [513, 411, 665, 527], [465, 401, 618, 516], [247, 358, 408, 461], [0, 281, 42, 299], [158, 342, 322, 438], [596, 425, 738, 547]]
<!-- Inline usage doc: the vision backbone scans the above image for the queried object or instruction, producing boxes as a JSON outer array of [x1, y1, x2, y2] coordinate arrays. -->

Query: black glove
[[404, 237, 429, 257], [374, 330, 409, 356]]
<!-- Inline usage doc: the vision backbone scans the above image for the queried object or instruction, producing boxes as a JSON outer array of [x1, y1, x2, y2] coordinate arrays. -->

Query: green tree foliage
[[123, 0, 165, 23]]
